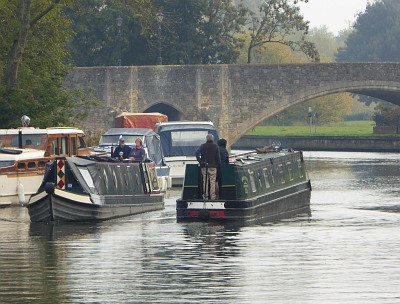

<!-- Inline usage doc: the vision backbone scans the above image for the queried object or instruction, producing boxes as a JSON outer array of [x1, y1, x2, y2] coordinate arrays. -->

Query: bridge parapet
[[65, 63, 400, 145]]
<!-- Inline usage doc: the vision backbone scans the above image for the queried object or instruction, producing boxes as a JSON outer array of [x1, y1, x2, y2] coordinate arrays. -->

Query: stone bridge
[[65, 63, 400, 145]]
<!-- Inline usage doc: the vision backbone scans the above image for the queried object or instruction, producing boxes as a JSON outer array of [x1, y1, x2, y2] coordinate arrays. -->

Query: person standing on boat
[[112, 138, 132, 159], [216, 138, 229, 197], [129, 138, 146, 161], [196, 133, 221, 200]]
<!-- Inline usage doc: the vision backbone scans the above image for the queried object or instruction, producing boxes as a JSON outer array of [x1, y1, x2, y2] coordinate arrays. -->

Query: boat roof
[[232, 150, 302, 166], [102, 128, 157, 136], [0, 148, 45, 160], [155, 121, 216, 132], [0, 127, 84, 135]]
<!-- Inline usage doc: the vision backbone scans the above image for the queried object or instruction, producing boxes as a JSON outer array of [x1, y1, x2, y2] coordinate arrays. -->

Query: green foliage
[[65, 0, 156, 66], [0, 0, 96, 128], [336, 0, 400, 62], [373, 102, 400, 126], [66, 0, 248, 65], [335, 0, 400, 123]]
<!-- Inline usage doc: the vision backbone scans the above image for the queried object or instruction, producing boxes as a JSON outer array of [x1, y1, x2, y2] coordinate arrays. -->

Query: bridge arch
[[237, 81, 400, 143], [65, 63, 400, 145], [143, 103, 182, 121]]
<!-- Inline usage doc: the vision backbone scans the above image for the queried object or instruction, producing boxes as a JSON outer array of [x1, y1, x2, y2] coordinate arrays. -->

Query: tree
[[65, 0, 157, 66], [335, 0, 400, 120], [0, 0, 95, 128], [65, 0, 248, 66], [154, 0, 248, 64], [336, 0, 400, 62], [246, 0, 319, 63], [373, 102, 400, 126]]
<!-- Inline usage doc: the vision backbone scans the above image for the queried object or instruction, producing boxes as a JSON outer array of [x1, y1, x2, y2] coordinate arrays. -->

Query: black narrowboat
[[176, 149, 311, 225], [27, 156, 164, 222]]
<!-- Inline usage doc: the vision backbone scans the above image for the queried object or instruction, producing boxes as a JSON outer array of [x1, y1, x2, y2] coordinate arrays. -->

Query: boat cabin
[[0, 127, 89, 157], [154, 121, 219, 186], [94, 128, 164, 166]]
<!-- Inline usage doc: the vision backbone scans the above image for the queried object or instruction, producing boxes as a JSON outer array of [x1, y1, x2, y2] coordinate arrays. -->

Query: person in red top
[[195, 134, 221, 199]]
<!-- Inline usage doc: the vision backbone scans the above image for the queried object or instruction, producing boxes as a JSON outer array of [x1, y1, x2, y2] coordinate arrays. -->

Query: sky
[[298, 0, 373, 35]]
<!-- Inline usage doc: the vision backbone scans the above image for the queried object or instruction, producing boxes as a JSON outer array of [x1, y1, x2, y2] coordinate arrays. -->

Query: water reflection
[[0, 152, 399, 303], [29, 222, 101, 241]]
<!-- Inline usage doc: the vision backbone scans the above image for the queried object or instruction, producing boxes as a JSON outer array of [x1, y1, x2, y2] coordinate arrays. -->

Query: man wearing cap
[[112, 138, 132, 159]]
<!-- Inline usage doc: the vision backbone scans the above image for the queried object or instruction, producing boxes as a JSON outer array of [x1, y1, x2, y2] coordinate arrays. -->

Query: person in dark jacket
[[217, 138, 229, 164], [112, 138, 132, 159], [216, 138, 229, 197], [195, 134, 221, 199], [129, 138, 146, 161]]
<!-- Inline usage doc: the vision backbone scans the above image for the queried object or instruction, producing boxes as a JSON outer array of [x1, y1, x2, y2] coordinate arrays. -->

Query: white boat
[[0, 122, 90, 207], [155, 121, 219, 186], [93, 128, 171, 191]]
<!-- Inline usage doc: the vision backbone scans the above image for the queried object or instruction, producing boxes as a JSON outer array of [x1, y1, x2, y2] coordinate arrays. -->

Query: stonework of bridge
[[65, 63, 400, 145]]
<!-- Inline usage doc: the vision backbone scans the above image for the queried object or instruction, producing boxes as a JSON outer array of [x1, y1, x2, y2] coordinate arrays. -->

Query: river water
[[0, 151, 399, 304]]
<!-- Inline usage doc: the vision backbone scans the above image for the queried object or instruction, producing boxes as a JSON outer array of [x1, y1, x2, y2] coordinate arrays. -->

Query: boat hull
[[176, 150, 312, 225], [177, 181, 311, 224], [28, 189, 164, 222], [164, 157, 197, 186]]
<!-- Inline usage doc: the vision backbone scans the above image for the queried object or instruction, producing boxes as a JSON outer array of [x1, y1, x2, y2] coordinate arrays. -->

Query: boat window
[[28, 162, 36, 169], [297, 159, 304, 178], [60, 137, 68, 155], [171, 131, 209, 147], [38, 161, 46, 168], [287, 161, 294, 181], [11, 135, 43, 147], [278, 163, 285, 184], [17, 162, 26, 169], [78, 137, 86, 149], [70, 137, 77, 155], [0, 160, 15, 168], [99, 135, 138, 145], [51, 138, 59, 155], [78, 167, 95, 190], [262, 168, 271, 188], [248, 169, 257, 192]]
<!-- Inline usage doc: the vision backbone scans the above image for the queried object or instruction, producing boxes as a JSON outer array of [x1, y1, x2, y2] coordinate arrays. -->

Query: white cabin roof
[[0, 127, 84, 136]]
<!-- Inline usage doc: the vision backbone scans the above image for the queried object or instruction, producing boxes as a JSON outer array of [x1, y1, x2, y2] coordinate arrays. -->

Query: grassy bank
[[247, 120, 377, 136]]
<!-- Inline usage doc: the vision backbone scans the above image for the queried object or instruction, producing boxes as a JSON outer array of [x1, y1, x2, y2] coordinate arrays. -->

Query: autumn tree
[[246, 0, 319, 63]]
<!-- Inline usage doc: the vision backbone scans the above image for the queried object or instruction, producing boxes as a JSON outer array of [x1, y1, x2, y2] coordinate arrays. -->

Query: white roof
[[0, 149, 45, 161], [0, 127, 84, 135]]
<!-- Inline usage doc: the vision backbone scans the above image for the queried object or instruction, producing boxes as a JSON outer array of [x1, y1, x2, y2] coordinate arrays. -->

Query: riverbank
[[232, 135, 400, 152]]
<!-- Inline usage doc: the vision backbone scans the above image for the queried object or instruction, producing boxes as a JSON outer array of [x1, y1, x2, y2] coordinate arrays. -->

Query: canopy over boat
[[95, 128, 165, 166], [155, 122, 219, 157]]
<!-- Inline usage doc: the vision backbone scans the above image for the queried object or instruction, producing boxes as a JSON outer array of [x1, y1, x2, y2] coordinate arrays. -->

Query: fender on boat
[[17, 183, 25, 204]]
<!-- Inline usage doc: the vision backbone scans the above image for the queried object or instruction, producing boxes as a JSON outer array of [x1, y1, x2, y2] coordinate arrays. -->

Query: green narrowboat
[[176, 149, 311, 225]]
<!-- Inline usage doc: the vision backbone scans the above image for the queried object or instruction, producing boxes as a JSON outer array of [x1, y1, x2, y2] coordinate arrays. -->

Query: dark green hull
[[176, 150, 311, 224]]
